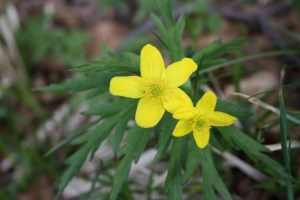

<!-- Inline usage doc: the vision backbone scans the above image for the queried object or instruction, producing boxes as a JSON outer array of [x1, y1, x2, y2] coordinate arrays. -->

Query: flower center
[[149, 83, 164, 97], [192, 115, 208, 130], [145, 79, 167, 100]]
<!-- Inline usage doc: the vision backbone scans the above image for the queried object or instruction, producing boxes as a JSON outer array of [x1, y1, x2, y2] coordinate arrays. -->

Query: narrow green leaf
[[110, 126, 150, 200], [219, 126, 269, 153], [36, 72, 113, 93], [155, 0, 174, 29], [73, 52, 140, 74], [279, 93, 294, 200], [165, 138, 186, 200], [183, 136, 200, 183], [192, 38, 245, 63], [216, 99, 253, 119], [57, 115, 119, 197], [176, 15, 186, 40], [192, 39, 221, 62], [200, 147, 232, 200], [154, 114, 176, 163], [201, 58, 228, 68], [72, 116, 118, 145], [219, 126, 294, 181], [85, 87, 107, 99], [150, 13, 168, 40], [82, 99, 135, 118], [110, 104, 135, 153], [57, 144, 90, 197], [45, 120, 98, 157]]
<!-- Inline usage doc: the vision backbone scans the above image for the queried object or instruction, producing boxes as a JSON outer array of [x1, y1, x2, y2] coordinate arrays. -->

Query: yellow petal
[[163, 88, 193, 113], [135, 97, 165, 128], [140, 44, 165, 79], [196, 91, 217, 114], [110, 76, 146, 98], [207, 111, 236, 127], [193, 127, 210, 148], [164, 58, 197, 87], [172, 120, 192, 137], [173, 107, 196, 120]]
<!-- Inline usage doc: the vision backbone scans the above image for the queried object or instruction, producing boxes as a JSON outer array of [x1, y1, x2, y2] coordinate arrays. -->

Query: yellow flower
[[172, 91, 237, 148], [109, 44, 197, 128]]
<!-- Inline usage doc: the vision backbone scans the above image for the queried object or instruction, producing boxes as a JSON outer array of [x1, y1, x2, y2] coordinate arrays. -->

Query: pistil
[[145, 79, 167, 101]]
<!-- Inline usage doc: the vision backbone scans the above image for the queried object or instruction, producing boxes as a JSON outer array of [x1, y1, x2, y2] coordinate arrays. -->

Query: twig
[[212, 147, 268, 181], [266, 141, 300, 152]]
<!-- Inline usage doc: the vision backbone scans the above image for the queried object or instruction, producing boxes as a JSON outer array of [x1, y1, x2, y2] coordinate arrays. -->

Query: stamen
[[145, 79, 167, 101], [192, 115, 208, 130], [149, 83, 164, 97]]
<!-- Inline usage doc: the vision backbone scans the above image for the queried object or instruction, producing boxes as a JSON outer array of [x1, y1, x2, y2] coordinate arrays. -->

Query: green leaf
[[45, 120, 98, 157], [165, 138, 187, 200], [57, 115, 119, 197], [85, 87, 106, 99], [151, 0, 184, 61], [72, 115, 118, 146], [279, 92, 294, 199], [110, 104, 136, 153], [82, 99, 136, 118], [218, 126, 294, 181], [192, 38, 245, 63], [183, 136, 200, 183], [155, 0, 174, 29], [219, 126, 268, 153], [154, 114, 176, 163], [176, 15, 186, 40], [200, 147, 232, 200], [216, 99, 253, 119], [110, 126, 150, 200], [36, 72, 113, 93], [73, 52, 140, 74], [57, 144, 90, 198], [150, 13, 168, 41]]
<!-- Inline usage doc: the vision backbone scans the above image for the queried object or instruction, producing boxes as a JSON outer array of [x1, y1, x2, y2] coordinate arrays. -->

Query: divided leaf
[[200, 147, 231, 200], [83, 99, 136, 118], [183, 136, 200, 183], [218, 126, 293, 181], [216, 99, 253, 119], [57, 115, 119, 197], [73, 52, 140, 74], [165, 138, 186, 200], [154, 114, 177, 163], [192, 38, 246, 63], [36, 72, 113, 94], [109, 126, 150, 200]]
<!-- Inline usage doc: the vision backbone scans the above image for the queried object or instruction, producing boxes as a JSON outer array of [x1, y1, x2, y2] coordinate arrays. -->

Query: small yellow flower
[[109, 44, 197, 128], [172, 91, 237, 148]]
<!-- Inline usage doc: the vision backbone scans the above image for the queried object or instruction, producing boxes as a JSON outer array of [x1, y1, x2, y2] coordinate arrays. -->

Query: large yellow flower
[[172, 91, 237, 148], [109, 44, 197, 128]]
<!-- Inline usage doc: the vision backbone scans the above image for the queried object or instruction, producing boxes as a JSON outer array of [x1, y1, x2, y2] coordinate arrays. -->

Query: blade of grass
[[279, 69, 294, 200]]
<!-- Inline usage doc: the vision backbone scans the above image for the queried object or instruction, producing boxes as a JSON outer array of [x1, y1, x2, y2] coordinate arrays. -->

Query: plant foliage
[[39, 0, 298, 199]]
